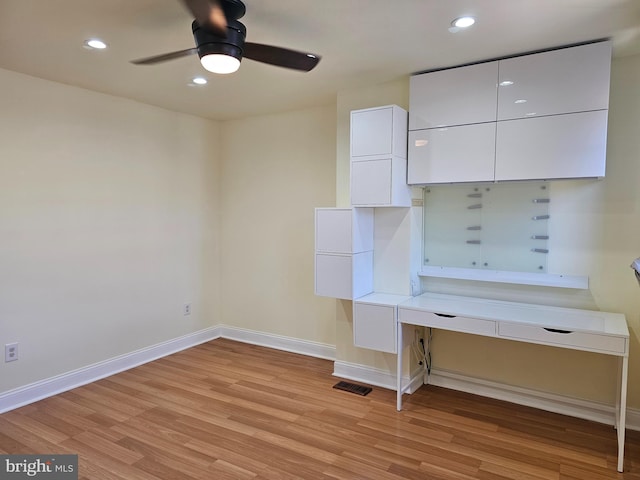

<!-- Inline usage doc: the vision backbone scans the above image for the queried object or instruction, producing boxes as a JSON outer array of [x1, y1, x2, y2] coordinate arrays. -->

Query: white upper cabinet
[[497, 41, 611, 121], [351, 105, 408, 159], [408, 123, 496, 184], [495, 110, 608, 181], [409, 61, 499, 130], [408, 40, 611, 183]]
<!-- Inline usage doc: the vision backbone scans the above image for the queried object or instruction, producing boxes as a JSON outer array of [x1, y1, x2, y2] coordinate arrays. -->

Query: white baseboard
[[429, 368, 640, 431], [218, 325, 336, 361], [0, 325, 335, 414], [628, 409, 640, 431], [332, 360, 424, 394], [0, 326, 222, 414], [330, 362, 640, 431]]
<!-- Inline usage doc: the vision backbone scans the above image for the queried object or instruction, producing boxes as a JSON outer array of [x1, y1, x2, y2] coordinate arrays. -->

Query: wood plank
[[2, 411, 70, 444]]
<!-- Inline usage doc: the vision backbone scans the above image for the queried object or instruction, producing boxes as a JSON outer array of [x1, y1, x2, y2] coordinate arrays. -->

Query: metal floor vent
[[333, 381, 372, 396]]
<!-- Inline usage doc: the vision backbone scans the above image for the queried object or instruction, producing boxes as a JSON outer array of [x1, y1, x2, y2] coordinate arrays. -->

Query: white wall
[[334, 54, 640, 407], [219, 105, 337, 345], [0, 68, 221, 393]]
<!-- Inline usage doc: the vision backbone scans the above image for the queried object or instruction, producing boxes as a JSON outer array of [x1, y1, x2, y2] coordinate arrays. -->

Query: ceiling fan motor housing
[[220, 0, 246, 21], [130, 0, 319, 72], [192, 19, 246, 61]]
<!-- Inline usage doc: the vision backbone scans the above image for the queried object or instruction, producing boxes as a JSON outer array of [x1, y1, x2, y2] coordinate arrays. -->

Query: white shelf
[[419, 266, 588, 290]]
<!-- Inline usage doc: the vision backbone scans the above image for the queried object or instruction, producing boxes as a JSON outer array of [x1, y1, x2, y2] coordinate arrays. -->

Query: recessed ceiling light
[[514, 99, 528, 104], [192, 77, 208, 85], [452, 16, 475, 28], [84, 39, 107, 50], [525, 112, 537, 117], [499, 80, 514, 86]]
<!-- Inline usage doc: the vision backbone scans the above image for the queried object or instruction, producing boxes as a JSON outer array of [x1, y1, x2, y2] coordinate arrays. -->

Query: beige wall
[[0, 68, 221, 392], [0, 69, 337, 397], [334, 55, 640, 407], [219, 105, 337, 345]]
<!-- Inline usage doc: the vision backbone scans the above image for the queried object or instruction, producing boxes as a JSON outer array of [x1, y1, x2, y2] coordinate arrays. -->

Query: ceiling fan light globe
[[201, 53, 241, 74]]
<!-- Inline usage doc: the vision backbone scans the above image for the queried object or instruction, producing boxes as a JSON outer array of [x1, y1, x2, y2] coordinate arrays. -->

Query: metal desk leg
[[396, 321, 403, 411], [617, 355, 628, 473]]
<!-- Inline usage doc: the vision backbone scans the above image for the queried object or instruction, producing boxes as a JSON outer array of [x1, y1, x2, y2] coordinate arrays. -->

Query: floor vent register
[[332, 381, 372, 396]]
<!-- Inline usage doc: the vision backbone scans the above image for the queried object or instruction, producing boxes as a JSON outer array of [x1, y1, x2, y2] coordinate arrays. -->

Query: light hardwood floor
[[1, 338, 639, 479]]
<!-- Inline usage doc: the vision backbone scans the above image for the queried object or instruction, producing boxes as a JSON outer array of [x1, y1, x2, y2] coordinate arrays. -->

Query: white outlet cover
[[5, 343, 18, 362]]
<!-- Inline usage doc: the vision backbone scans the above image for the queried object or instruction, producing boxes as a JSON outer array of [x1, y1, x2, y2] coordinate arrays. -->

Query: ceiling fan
[[131, 0, 321, 74]]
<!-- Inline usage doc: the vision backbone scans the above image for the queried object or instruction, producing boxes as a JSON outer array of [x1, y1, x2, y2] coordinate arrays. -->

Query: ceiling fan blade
[[131, 48, 198, 65], [243, 43, 321, 72], [180, 0, 227, 37]]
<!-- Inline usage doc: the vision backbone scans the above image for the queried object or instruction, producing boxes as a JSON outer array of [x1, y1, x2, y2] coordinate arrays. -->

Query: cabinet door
[[409, 61, 498, 130], [495, 110, 608, 181], [497, 41, 611, 121], [354, 303, 396, 353], [315, 208, 374, 253], [408, 123, 496, 184], [315, 209, 353, 253], [351, 106, 407, 158], [351, 159, 392, 206], [315, 254, 353, 299], [315, 252, 373, 300]]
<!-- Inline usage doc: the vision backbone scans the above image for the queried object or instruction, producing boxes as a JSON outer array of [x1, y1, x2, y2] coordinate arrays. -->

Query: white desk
[[396, 293, 629, 472]]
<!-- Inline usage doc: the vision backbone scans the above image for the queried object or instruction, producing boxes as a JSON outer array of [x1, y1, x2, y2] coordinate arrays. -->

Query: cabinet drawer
[[498, 323, 626, 355], [399, 308, 496, 336]]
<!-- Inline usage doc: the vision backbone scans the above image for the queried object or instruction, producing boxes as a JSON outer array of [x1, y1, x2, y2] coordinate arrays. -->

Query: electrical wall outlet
[[183, 303, 191, 316], [5, 343, 18, 362]]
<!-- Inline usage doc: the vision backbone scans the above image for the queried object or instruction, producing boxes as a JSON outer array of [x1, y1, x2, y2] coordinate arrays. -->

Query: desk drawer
[[498, 323, 627, 355], [399, 308, 496, 336]]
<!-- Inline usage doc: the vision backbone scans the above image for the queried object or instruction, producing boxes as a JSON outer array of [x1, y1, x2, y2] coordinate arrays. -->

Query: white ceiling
[[1, 0, 639, 121]]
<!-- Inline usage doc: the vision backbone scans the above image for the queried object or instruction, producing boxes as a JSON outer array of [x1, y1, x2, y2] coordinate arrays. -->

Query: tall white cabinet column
[[350, 105, 411, 207], [315, 104, 419, 354], [351, 105, 418, 352]]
